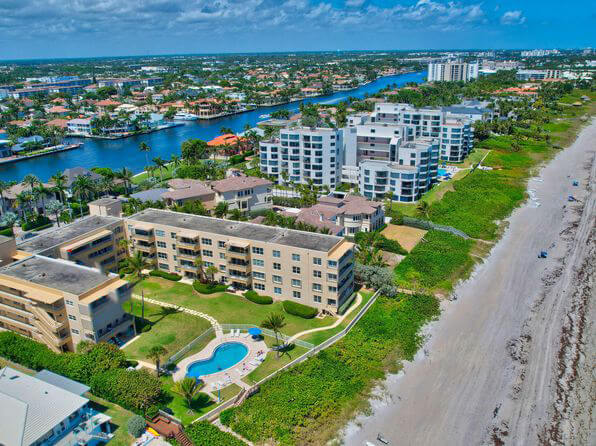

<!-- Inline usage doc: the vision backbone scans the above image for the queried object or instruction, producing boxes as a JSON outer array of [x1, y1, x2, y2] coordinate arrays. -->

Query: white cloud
[[345, 0, 365, 7], [501, 10, 526, 25]]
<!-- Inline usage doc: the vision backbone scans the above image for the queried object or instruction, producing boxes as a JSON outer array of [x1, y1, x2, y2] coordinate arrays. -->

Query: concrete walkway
[[286, 293, 363, 343], [132, 294, 223, 337]]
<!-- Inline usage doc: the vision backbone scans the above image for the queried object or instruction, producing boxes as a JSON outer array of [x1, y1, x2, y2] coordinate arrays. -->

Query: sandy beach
[[342, 119, 596, 446]]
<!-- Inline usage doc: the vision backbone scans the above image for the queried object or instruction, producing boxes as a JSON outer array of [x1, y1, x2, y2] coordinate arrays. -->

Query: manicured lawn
[[122, 300, 212, 362], [446, 148, 490, 167], [245, 339, 310, 385], [160, 375, 217, 425], [132, 162, 177, 184], [87, 395, 135, 446], [133, 277, 338, 337]]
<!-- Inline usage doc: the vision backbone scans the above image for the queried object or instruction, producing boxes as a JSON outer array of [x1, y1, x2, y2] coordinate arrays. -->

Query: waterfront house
[[67, 118, 93, 135], [1, 181, 56, 216], [161, 179, 215, 208], [210, 175, 273, 212], [0, 367, 113, 446]]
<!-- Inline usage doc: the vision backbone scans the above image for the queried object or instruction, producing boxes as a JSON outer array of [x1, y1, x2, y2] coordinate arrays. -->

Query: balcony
[[177, 237, 199, 248], [177, 250, 198, 261], [133, 229, 154, 242]]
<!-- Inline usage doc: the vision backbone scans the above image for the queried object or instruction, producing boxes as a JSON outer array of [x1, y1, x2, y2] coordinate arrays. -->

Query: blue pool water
[[438, 168, 448, 176], [186, 342, 248, 378]]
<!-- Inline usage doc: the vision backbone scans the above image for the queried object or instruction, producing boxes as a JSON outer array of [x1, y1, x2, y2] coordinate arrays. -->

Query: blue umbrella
[[248, 327, 262, 336]]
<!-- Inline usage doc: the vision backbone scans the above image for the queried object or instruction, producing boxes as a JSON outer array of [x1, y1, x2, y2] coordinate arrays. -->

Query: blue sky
[[0, 0, 594, 59]]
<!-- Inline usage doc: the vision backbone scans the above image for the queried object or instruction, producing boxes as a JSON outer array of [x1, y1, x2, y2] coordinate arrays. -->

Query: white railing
[[220, 324, 314, 350], [165, 327, 215, 365]]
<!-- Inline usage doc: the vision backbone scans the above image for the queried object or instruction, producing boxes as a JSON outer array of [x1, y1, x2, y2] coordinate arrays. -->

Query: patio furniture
[[248, 327, 262, 339]]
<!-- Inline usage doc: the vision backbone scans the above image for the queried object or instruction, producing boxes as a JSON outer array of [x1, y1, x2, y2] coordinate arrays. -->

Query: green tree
[[173, 377, 204, 412], [261, 313, 286, 352], [181, 139, 209, 162], [205, 265, 219, 283], [45, 200, 64, 227], [147, 345, 167, 377], [416, 200, 430, 219], [50, 172, 67, 203], [139, 142, 151, 166], [214, 201, 229, 218]]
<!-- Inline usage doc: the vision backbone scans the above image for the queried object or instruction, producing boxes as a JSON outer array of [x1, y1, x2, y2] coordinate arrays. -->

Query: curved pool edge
[[185, 341, 249, 378]]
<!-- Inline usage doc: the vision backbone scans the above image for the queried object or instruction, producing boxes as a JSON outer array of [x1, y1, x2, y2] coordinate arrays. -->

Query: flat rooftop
[[17, 215, 121, 254], [128, 209, 342, 252], [0, 255, 111, 295]]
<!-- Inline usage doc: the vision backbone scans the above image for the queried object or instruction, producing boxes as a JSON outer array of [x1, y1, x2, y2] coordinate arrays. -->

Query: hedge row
[[243, 290, 273, 305], [376, 235, 408, 255], [185, 421, 245, 446], [21, 215, 52, 231], [0, 227, 14, 237], [282, 300, 318, 319], [149, 269, 182, 281], [0, 332, 162, 413], [193, 280, 228, 294]]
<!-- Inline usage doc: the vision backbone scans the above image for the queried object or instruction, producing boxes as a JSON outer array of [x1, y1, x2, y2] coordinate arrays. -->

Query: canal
[[0, 71, 425, 182]]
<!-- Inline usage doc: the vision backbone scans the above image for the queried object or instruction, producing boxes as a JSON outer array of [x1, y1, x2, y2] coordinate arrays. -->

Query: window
[[292, 253, 300, 261], [313, 257, 322, 265], [155, 230, 165, 237], [313, 295, 322, 303], [219, 252, 226, 259], [293, 291, 301, 299], [252, 259, 265, 267], [291, 279, 301, 288], [157, 252, 168, 259], [274, 287, 282, 295], [328, 286, 337, 292], [220, 264, 226, 271], [273, 262, 281, 270], [252, 246, 264, 255], [65, 300, 74, 306], [292, 266, 301, 274], [272, 275, 282, 284], [327, 299, 337, 305], [201, 238, 212, 245], [202, 250, 213, 257], [170, 232, 177, 238], [312, 283, 322, 291], [157, 241, 167, 248], [254, 283, 266, 291], [204, 261, 214, 267], [68, 315, 77, 321], [273, 250, 281, 258], [327, 273, 337, 281], [313, 270, 321, 278], [253, 271, 265, 280], [328, 260, 337, 268], [71, 328, 80, 334], [218, 241, 226, 248], [159, 263, 168, 270]]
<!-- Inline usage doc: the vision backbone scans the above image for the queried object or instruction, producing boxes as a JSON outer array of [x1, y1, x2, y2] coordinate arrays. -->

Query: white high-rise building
[[259, 127, 342, 187], [427, 61, 479, 82]]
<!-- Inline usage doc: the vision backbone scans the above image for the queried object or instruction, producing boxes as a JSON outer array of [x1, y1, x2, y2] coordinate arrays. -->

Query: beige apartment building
[[0, 244, 133, 353], [126, 209, 354, 313]]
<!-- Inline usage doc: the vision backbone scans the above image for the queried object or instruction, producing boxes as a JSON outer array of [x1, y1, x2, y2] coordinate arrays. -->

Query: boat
[[258, 114, 271, 120], [172, 112, 199, 121]]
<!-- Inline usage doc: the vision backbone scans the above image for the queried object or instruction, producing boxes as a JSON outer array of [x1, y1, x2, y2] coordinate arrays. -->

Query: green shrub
[[0, 332, 162, 413], [228, 154, 245, 165], [219, 408, 234, 426], [145, 405, 159, 420], [127, 415, 146, 438], [224, 294, 440, 444], [0, 227, 14, 237], [193, 281, 227, 294], [376, 235, 408, 255], [141, 325, 152, 333], [21, 215, 52, 231], [185, 421, 246, 446], [243, 290, 273, 305], [282, 300, 318, 319], [149, 269, 181, 281]]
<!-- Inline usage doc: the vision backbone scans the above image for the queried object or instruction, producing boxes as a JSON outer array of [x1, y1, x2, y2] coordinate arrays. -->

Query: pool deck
[[172, 332, 268, 392]]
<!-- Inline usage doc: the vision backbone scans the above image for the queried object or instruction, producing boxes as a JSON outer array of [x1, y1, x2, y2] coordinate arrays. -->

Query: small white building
[[210, 176, 273, 212]]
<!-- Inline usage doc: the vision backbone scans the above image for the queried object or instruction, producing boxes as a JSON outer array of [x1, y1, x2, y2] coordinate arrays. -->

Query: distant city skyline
[[1, 0, 594, 60]]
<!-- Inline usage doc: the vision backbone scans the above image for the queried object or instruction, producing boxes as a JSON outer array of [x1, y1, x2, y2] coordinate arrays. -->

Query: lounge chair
[[241, 331, 250, 338]]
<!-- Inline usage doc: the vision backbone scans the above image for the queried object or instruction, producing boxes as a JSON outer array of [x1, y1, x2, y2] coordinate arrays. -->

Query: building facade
[[427, 61, 479, 82], [260, 126, 342, 187], [126, 209, 354, 314]]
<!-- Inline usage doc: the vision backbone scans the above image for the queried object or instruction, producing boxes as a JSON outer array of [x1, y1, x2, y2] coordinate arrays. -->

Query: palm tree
[[22, 174, 40, 193], [152, 157, 167, 182], [0, 180, 15, 215], [416, 200, 430, 219], [128, 250, 149, 280], [173, 377, 203, 412], [205, 265, 218, 283], [14, 191, 33, 220], [117, 168, 133, 195], [72, 175, 94, 218], [33, 184, 50, 213], [118, 238, 130, 256], [194, 256, 206, 283], [214, 201, 229, 218], [147, 345, 167, 377], [139, 142, 151, 166], [170, 155, 181, 174], [261, 313, 286, 352], [229, 208, 243, 221], [50, 173, 67, 204]]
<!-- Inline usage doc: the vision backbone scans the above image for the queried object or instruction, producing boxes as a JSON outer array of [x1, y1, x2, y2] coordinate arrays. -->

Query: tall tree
[[261, 312, 287, 352], [139, 142, 151, 166], [173, 377, 203, 412], [147, 345, 167, 377]]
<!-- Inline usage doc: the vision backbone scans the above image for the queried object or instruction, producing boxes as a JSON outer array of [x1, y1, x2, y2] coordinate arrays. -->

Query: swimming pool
[[186, 342, 249, 378], [438, 168, 448, 176]]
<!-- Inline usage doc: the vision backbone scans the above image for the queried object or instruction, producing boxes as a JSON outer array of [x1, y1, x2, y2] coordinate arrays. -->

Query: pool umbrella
[[248, 327, 262, 337]]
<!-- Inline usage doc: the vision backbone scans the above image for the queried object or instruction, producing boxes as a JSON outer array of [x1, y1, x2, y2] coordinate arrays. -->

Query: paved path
[[132, 294, 223, 337], [286, 293, 362, 343]]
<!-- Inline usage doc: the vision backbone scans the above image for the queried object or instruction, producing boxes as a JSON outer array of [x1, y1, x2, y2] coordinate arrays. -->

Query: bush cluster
[[243, 290, 273, 305], [185, 421, 246, 446], [127, 415, 146, 438], [149, 269, 182, 281], [0, 227, 14, 237], [21, 215, 52, 231], [193, 280, 227, 294], [282, 300, 318, 319], [0, 332, 162, 413], [375, 235, 408, 255]]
